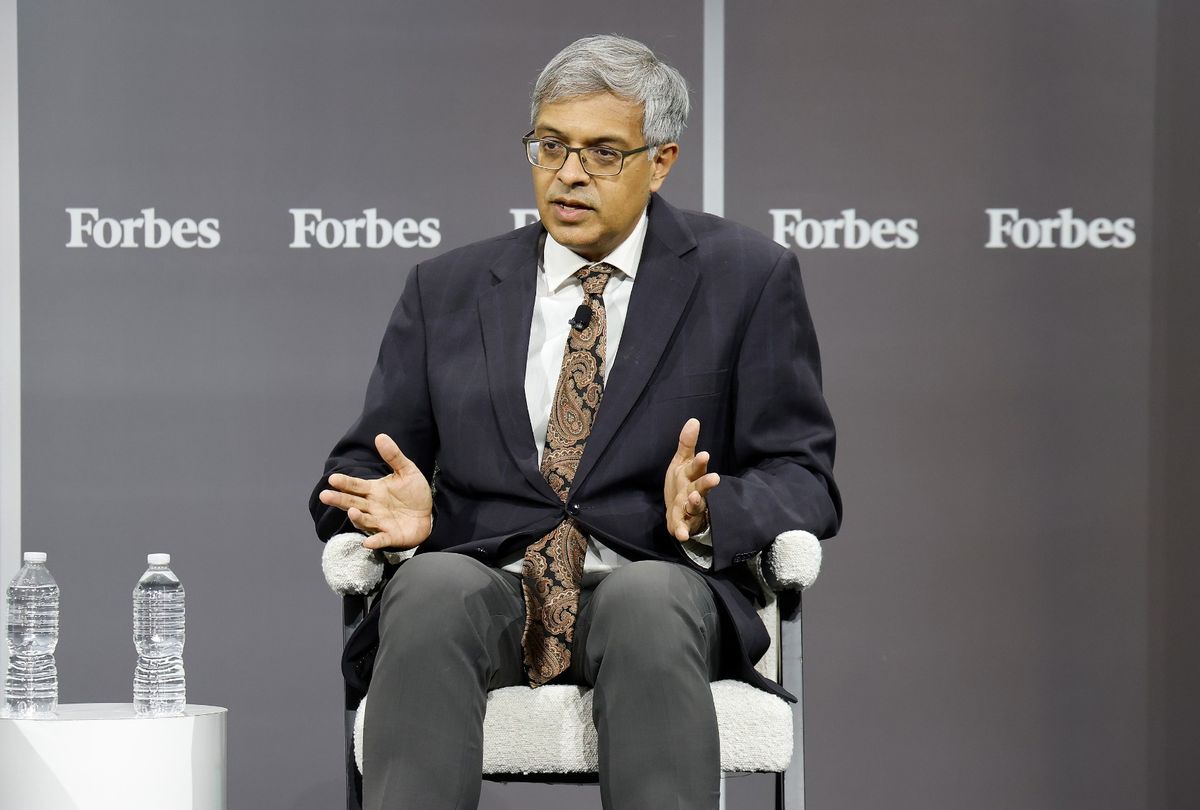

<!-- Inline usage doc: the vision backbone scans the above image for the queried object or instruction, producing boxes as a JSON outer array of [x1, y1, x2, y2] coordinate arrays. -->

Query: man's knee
[[587, 561, 715, 643], [594, 559, 710, 605], [379, 552, 499, 637]]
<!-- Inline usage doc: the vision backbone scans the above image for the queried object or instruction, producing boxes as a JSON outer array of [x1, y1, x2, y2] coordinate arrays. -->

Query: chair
[[322, 529, 823, 810]]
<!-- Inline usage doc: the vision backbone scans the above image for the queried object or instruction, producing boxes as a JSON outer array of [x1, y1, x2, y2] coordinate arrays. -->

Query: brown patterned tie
[[521, 262, 615, 687]]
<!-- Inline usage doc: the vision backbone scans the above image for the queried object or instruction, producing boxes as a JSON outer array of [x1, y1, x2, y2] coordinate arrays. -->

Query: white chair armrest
[[761, 530, 822, 592], [322, 532, 414, 596]]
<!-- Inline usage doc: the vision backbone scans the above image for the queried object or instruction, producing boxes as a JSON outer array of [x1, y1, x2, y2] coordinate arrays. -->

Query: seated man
[[309, 34, 841, 810]]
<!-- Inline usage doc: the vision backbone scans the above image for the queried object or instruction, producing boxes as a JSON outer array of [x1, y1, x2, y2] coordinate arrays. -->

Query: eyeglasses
[[522, 131, 652, 177]]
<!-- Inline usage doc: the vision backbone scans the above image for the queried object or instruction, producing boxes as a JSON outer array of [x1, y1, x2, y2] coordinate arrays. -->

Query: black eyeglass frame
[[522, 130, 654, 176]]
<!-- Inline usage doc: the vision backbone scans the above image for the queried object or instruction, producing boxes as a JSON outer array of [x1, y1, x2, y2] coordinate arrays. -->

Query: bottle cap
[[147, 553, 171, 566], [23, 552, 47, 564]]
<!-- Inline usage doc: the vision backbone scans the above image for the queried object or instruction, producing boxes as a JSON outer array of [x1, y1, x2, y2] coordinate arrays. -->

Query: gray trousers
[[363, 551, 723, 810]]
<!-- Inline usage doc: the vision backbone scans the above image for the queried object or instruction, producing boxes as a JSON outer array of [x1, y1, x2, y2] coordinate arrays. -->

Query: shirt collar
[[542, 207, 649, 292]]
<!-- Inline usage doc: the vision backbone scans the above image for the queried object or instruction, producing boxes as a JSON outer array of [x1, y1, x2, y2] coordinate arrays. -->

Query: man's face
[[531, 92, 678, 261]]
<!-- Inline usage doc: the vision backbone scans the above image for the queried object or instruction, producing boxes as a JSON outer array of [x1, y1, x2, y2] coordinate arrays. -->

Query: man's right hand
[[318, 433, 434, 551]]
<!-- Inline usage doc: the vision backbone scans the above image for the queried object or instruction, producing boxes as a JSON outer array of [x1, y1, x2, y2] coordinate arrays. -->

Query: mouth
[[550, 198, 594, 223]]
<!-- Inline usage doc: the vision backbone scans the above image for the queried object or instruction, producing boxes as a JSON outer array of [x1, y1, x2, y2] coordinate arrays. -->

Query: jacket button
[[568, 503, 581, 515]]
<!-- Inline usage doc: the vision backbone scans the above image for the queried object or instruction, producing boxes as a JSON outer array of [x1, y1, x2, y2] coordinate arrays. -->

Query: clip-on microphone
[[569, 304, 593, 331]]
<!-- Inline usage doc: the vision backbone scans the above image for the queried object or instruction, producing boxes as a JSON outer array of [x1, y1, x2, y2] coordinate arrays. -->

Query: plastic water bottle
[[4, 552, 59, 717], [133, 553, 186, 717]]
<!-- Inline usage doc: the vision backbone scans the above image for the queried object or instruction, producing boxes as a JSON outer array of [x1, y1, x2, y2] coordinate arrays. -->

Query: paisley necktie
[[520, 262, 615, 686]]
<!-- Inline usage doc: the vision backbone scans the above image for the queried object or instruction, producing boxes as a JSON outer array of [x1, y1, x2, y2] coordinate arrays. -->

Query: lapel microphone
[[570, 257, 605, 331], [569, 304, 593, 331]]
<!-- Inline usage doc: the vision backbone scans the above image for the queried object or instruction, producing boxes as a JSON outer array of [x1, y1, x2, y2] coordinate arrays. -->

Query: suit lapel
[[478, 226, 560, 503], [572, 195, 699, 493]]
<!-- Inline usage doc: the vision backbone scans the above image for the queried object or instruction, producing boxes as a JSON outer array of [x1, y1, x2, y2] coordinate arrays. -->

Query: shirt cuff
[[680, 537, 713, 569], [688, 522, 712, 546]]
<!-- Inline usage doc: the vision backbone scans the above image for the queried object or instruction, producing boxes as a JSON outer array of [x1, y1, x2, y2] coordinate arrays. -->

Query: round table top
[[2, 703, 226, 722]]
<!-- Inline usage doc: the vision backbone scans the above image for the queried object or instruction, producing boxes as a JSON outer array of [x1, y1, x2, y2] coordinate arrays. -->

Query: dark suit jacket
[[309, 193, 842, 702]]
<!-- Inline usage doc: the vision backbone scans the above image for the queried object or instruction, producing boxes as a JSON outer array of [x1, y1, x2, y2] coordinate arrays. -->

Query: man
[[309, 34, 841, 810]]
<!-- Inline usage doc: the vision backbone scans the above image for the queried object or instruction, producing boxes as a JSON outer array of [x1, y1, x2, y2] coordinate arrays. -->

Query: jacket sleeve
[[704, 249, 842, 572], [308, 266, 438, 542]]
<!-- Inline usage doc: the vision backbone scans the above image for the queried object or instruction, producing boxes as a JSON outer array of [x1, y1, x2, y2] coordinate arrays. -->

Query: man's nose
[[555, 150, 591, 186]]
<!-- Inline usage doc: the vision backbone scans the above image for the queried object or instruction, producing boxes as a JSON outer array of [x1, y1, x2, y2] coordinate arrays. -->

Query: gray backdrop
[[1149, 1, 1200, 808], [10, 1, 1198, 808]]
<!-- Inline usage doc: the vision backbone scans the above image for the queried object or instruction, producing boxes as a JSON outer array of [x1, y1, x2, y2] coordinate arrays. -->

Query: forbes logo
[[770, 209, 919, 249], [511, 209, 540, 229], [289, 208, 441, 249], [66, 208, 220, 249], [985, 208, 1135, 249]]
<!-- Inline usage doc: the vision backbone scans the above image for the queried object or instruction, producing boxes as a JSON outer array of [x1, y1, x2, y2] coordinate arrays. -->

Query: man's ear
[[648, 143, 679, 192]]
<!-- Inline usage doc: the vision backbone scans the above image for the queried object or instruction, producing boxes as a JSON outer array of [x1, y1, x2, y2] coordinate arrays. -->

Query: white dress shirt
[[495, 209, 713, 585]]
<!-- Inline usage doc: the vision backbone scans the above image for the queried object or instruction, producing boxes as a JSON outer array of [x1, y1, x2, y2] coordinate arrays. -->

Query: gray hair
[[531, 35, 690, 147]]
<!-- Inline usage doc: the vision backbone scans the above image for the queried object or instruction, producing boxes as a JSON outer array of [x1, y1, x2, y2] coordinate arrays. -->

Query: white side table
[[0, 703, 226, 810]]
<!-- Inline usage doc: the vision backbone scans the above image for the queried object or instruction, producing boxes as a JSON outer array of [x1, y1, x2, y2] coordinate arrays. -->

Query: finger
[[681, 492, 708, 528], [318, 489, 372, 513], [672, 513, 691, 544], [673, 516, 690, 542], [692, 472, 721, 498], [362, 531, 396, 550], [683, 451, 710, 482], [328, 473, 371, 496], [670, 497, 696, 541], [666, 500, 683, 541], [376, 434, 419, 477], [362, 533, 389, 550], [363, 527, 418, 551], [347, 507, 380, 534], [673, 418, 700, 461]]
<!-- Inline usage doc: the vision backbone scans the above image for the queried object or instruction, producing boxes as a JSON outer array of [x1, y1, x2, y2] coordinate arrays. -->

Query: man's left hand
[[664, 418, 721, 542]]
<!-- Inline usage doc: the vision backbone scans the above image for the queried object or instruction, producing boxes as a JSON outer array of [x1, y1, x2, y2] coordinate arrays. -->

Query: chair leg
[[719, 773, 726, 810], [775, 770, 785, 810], [345, 708, 362, 810]]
